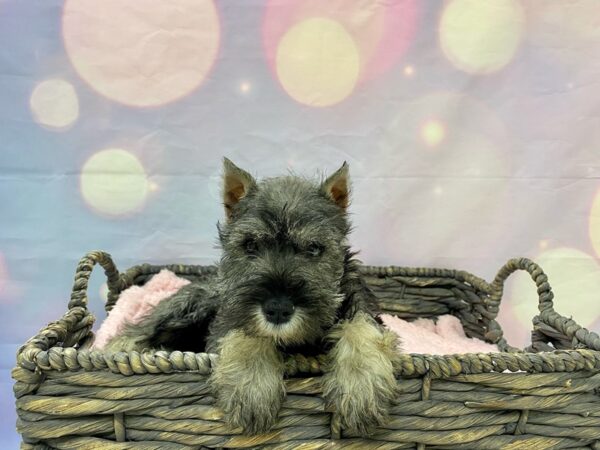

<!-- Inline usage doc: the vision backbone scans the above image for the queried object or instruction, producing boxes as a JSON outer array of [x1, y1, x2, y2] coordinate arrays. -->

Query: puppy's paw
[[218, 381, 283, 434], [323, 369, 396, 435], [324, 313, 400, 435], [210, 330, 285, 435]]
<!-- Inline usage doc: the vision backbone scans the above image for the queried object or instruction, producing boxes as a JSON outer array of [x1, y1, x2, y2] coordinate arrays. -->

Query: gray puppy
[[106, 158, 400, 435]]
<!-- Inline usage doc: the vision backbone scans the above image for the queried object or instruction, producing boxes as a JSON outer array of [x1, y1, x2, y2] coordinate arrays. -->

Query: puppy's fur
[[106, 159, 401, 435]]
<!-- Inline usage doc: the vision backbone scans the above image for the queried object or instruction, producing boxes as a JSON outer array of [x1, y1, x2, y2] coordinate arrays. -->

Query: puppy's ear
[[320, 162, 350, 210], [222, 158, 256, 220]]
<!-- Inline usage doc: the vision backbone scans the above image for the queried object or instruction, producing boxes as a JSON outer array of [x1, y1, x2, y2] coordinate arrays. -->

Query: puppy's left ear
[[223, 158, 256, 220], [320, 162, 350, 210]]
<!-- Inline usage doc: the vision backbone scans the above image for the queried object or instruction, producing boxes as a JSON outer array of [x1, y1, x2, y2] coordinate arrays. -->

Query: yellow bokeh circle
[[99, 283, 109, 303], [80, 149, 149, 216], [62, 0, 220, 107], [276, 18, 360, 107], [439, 0, 525, 74], [30, 79, 79, 129], [421, 119, 446, 148], [510, 247, 600, 328]]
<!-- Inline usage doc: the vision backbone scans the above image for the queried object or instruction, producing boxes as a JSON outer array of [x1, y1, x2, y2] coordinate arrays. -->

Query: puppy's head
[[217, 158, 352, 345]]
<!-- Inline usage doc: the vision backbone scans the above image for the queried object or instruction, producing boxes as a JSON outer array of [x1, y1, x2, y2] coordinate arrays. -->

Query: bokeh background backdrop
[[2, 0, 600, 445]]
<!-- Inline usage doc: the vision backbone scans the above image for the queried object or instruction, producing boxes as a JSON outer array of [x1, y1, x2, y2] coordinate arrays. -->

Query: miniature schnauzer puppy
[[106, 158, 400, 435]]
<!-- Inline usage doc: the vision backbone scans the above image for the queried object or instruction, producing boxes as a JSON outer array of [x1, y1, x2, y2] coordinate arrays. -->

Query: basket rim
[[15, 327, 600, 380]]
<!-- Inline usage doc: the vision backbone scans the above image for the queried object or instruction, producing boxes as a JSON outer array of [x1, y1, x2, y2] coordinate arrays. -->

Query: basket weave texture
[[13, 251, 600, 449]]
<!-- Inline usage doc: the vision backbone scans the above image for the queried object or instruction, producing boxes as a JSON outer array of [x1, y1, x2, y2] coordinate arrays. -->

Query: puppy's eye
[[306, 242, 324, 257], [244, 239, 258, 256]]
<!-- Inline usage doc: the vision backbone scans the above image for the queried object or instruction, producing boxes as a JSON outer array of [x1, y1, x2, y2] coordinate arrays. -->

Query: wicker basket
[[13, 251, 600, 449]]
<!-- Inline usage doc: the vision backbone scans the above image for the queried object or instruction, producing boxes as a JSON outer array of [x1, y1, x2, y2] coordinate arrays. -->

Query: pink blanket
[[380, 314, 498, 354], [92, 269, 190, 350], [93, 270, 498, 354]]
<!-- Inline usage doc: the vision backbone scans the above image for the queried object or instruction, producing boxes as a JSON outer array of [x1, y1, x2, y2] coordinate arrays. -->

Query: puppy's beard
[[252, 306, 311, 346]]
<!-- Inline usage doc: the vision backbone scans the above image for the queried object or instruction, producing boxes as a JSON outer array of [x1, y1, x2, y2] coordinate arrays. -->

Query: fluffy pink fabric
[[381, 314, 498, 354], [93, 270, 498, 354], [92, 269, 190, 350]]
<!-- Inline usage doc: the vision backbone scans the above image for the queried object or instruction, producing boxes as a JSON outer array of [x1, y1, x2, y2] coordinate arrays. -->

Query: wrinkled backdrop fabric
[[1, 0, 600, 446]]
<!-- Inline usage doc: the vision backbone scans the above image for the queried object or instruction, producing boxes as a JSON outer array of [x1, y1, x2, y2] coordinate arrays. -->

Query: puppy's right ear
[[222, 158, 256, 220], [320, 162, 350, 210]]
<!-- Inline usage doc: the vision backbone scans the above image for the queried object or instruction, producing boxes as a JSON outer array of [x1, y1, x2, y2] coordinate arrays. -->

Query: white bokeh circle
[[62, 0, 220, 107], [30, 79, 79, 129]]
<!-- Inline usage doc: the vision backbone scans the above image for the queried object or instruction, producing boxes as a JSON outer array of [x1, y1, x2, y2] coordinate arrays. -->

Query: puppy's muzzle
[[262, 296, 294, 324]]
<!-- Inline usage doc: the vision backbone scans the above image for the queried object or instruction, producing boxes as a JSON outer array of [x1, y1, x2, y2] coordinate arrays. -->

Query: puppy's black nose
[[263, 297, 294, 324]]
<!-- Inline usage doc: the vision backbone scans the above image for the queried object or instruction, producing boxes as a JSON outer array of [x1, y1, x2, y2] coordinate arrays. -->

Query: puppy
[[106, 159, 400, 435]]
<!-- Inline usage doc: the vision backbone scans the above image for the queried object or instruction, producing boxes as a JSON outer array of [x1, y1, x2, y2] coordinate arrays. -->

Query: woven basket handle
[[68, 251, 123, 310], [489, 257, 600, 352], [489, 257, 555, 314]]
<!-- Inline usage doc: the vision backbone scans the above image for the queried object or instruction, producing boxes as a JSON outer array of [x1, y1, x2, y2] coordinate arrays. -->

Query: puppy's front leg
[[211, 330, 284, 434], [323, 312, 399, 435]]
